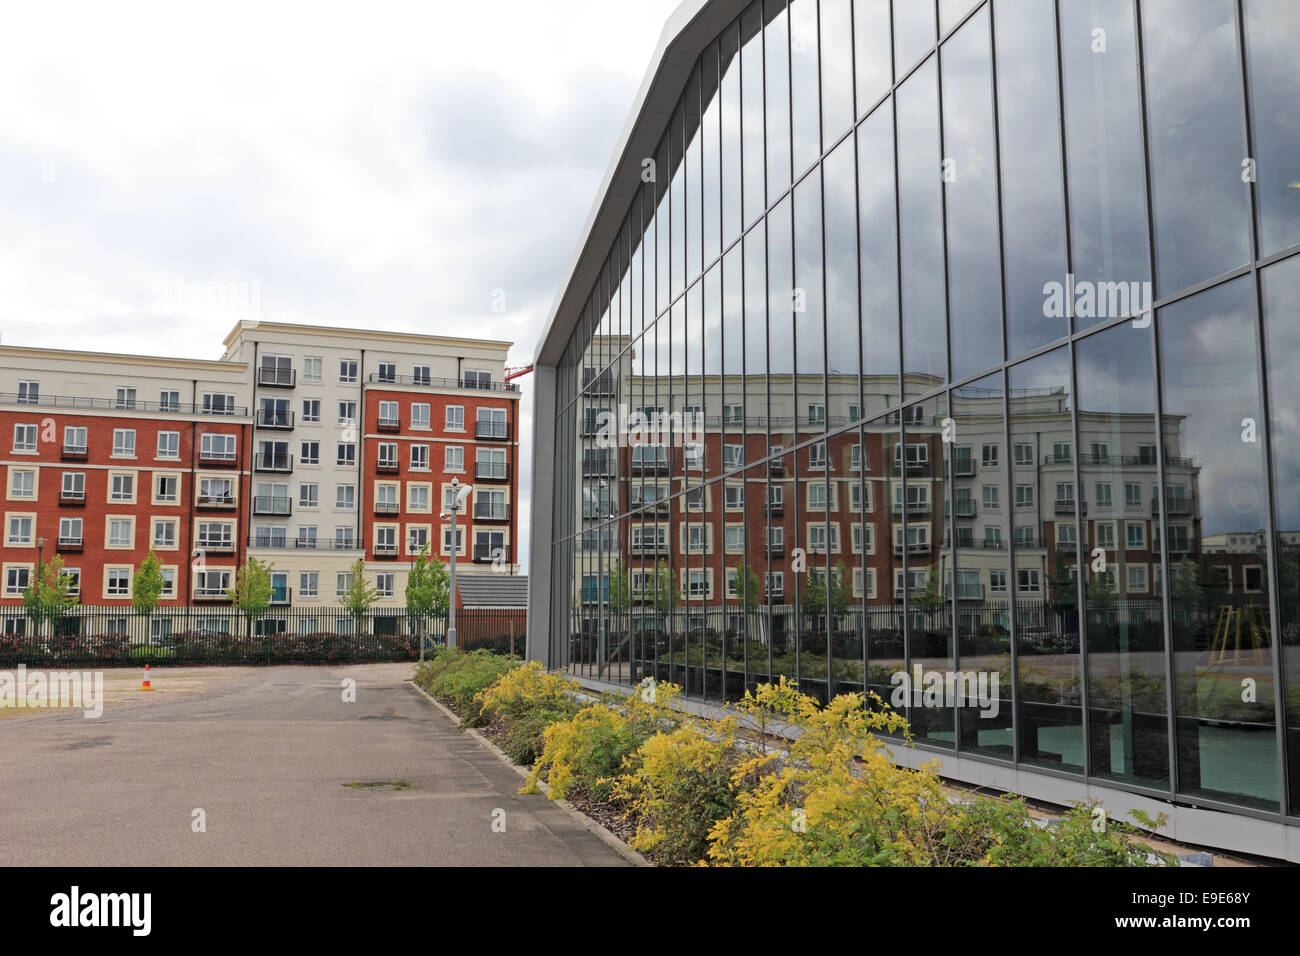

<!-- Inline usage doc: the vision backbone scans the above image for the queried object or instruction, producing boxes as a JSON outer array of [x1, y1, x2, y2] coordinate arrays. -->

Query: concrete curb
[[406, 680, 650, 867]]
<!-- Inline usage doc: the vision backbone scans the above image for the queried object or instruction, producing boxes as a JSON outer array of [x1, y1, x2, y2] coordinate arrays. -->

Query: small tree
[[228, 557, 273, 638], [732, 558, 764, 646], [912, 565, 946, 613], [829, 560, 854, 619], [133, 551, 166, 642], [23, 555, 79, 637], [652, 559, 681, 630], [406, 543, 450, 651], [608, 558, 632, 617], [341, 557, 381, 633]]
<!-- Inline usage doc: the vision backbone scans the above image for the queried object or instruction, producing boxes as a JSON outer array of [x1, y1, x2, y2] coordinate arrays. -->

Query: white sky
[[0, 0, 684, 572]]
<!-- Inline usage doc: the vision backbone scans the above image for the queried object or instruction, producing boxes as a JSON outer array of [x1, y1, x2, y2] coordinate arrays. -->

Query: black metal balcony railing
[[473, 543, 503, 563], [893, 540, 931, 555], [768, 460, 785, 477], [474, 502, 508, 521], [196, 493, 237, 508], [195, 539, 236, 553], [891, 500, 932, 515], [59, 489, 86, 505], [255, 453, 293, 472], [630, 541, 668, 555], [193, 588, 233, 602], [56, 536, 83, 551], [253, 496, 292, 516], [475, 421, 509, 440], [373, 542, 399, 558], [0, 392, 249, 416], [377, 416, 401, 431], [248, 536, 290, 549], [1043, 453, 1073, 465], [630, 456, 670, 473], [375, 458, 400, 473], [1155, 496, 1195, 516], [582, 373, 616, 395], [61, 443, 88, 459], [256, 409, 295, 429], [766, 541, 786, 557], [957, 585, 985, 600], [258, 367, 296, 388], [270, 588, 292, 605], [1054, 499, 1084, 515], [248, 536, 362, 551], [476, 462, 509, 481], [633, 499, 671, 515], [955, 500, 977, 517], [199, 447, 239, 464], [952, 458, 976, 477], [365, 372, 519, 392]]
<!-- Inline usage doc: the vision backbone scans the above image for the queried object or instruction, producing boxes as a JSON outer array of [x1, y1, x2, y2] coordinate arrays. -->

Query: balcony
[[631, 541, 668, 556], [1054, 499, 1085, 516], [768, 459, 785, 477], [193, 588, 233, 603], [61, 443, 88, 460], [893, 540, 931, 556], [249, 535, 291, 549], [365, 372, 520, 393], [766, 541, 785, 558], [253, 495, 292, 517], [954, 500, 977, 518], [59, 489, 86, 506], [1155, 495, 1195, 516], [257, 367, 296, 388], [270, 587, 292, 605], [891, 500, 932, 516], [199, 447, 239, 466], [473, 543, 502, 563], [1043, 453, 1073, 465], [375, 458, 400, 474], [957, 584, 985, 600], [630, 455, 670, 474], [476, 462, 510, 481], [255, 453, 294, 473], [373, 542, 399, 559], [474, 502, 509, 521], [476, 421, 509, 441], [767, 498, 784, 516], [196, 493, 237, 510], [56, 536, 83, 552], [195, 539, 237, 554], [256, 409, 295, 430], [377, 416, 401, 432], [633, 499, 671, 516], [374, 500, 400, 516], [892, 459, 930, 475], [0, 391, 248, 416], [952, 458, 976, 477]]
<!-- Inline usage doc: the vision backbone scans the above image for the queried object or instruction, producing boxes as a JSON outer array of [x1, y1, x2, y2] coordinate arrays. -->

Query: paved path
[[0, 664, 629, 866]]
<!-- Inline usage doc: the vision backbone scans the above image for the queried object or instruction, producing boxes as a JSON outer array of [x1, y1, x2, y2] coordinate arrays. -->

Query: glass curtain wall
[[551, 0, 1300, 819]]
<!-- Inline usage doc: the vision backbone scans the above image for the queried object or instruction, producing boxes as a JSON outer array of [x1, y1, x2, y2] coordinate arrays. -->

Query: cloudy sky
[[0, 0, 683, 570]]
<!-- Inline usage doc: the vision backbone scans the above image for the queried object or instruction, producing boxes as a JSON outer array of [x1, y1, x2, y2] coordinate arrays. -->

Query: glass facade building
[[528, 0, 1300, 853]]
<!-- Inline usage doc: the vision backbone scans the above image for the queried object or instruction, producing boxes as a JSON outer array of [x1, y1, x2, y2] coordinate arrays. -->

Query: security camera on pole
[[442, 478, 473, 649]]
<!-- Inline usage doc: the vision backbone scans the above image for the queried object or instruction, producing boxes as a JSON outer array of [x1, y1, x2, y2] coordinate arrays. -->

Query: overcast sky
[[0, 0, 683, 572]]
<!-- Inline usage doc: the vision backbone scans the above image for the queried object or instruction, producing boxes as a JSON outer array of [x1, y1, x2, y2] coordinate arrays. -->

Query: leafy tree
[[406, 543, 450, 653], [1048, 549, 1079, 611], [341, 557, 381, 632], [228, 557, 273, 637], [652, 559, 681, 620], [23, 555, 79, 635], [731, 559, 762, 613], [607, 559, 632, 616], [1171, 555, 1203, 606], [133, 551, 167, 644], [829, 560, 854, 618], [1086, 568, 1117, 603], [912, 565, 946, 613]]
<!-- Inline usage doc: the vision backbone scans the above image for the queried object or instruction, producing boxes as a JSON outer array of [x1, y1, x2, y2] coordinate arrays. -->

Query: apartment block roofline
[[0, 343, 249, 373], [221, 319, 513, 353], [533, 0, 748, 368]]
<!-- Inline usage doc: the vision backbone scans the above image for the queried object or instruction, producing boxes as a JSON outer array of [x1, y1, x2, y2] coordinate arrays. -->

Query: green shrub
[[614, 721, 742, 865], [500, 708, 576, 766], [523, 680, 685, 802], [413, 648, 517, 726]]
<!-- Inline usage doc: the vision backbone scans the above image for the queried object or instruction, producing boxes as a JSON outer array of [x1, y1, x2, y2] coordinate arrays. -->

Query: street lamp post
[[35, 537, 45, 638], [444, 478, 473, 650]]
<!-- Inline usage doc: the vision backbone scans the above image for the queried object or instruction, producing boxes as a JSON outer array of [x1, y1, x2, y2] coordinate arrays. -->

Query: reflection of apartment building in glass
[[0, 321, 520, 620], [528, 0, 1300, 857]]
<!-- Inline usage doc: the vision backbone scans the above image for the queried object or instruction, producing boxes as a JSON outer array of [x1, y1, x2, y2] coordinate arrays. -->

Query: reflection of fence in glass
[[0, 606, 526, 665]]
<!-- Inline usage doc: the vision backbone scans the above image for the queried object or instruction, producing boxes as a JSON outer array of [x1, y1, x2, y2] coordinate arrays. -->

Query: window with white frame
[[153, 519, 176, 548], [446, 405, 464, 430], [377, 442, 399, 469], [339, 359, 358, 383], [1017, 568, 1041, 593], [724, 526, 744, 552], [375, 573, 394, 597], [7, 515, 33, 545], [724, 485, 744, 510], [62, 472, 85, 499], [202, 392, 236, 415], [378, 400, 400, 427], [301, 399, 321, 423], [334, 527, 355, 549], [201, 433, 236, 460], [809, 441, 827, 469], [300, 441, 319, 465], [17, 380, 39, 404], [13, 424, 37, 452], [9, 469, 34, 499], [413, 365, 431, 385], [115, 387, 137, 409], [303, 356, 322, 382], [444, 446, 463, 471], [5, 566, 29, 595], [299, 483, 319, 508], [107, 568, 131, 596], [59, 516, 82, 545], [64, 426, 87, 453], [337, 443, 356, 467], [299, 571, 319, 598], [410, 444, 430, 470], [110, 473, 134, 502], [411, 403, 431, 429], [408, 485, 430, 511], [377, 362, 396, 383], [336, 484, 355, 509]]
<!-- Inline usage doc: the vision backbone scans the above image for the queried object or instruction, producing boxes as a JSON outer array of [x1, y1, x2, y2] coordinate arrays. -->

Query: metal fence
[[0, 606, 526, 667]]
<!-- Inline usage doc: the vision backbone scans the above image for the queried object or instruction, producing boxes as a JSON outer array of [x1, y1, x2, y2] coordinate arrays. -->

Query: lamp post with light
[[441, 478, 473, 649]]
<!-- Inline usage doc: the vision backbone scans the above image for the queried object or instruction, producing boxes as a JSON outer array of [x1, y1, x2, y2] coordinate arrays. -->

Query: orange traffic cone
[[139, 664, 155, 692]]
